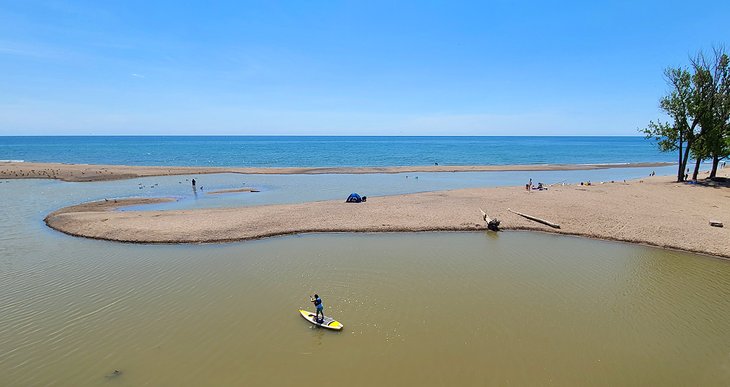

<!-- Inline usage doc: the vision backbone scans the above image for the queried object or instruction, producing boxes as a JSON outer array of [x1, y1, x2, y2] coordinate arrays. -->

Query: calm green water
[[1, 180, 729, 386]]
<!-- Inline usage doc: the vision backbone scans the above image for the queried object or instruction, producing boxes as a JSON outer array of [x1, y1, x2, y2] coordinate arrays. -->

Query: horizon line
[[0, 134, 650, 137]]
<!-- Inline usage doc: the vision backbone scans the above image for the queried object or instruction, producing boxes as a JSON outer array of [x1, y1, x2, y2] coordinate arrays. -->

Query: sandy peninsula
[[45, 175, 730, 258], [0, 161, 672, 182]]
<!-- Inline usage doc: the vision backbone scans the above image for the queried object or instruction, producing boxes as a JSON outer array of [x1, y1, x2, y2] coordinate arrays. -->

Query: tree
[[642, 67, 701, 182], [707, 49, 730, 178], [688, 53, 715, 180], [643, 47, 729, 182], [691, 47, 730, 179]]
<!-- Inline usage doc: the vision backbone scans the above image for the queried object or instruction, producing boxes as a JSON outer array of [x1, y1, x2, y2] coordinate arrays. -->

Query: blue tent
[[346, 193, 362, 203]]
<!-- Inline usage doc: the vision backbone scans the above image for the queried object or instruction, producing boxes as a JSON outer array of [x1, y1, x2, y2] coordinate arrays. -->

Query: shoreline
[[44, 175, 730, 259], [0, 161, 673, 182]]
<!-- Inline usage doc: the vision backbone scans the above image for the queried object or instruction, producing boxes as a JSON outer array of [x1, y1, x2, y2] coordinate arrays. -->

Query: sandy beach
[[44, 174, 730, 258], [0, 161, 673, 182]]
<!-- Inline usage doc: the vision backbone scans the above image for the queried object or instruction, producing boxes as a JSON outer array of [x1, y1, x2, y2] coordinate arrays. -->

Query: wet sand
[[45, 175, 730, 258], [0, 161, 673, 182]]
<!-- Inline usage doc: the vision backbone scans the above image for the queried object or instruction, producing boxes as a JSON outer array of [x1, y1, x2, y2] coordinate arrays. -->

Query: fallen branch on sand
[[479, 208, 500, 231], [508, 208, 561, 229]]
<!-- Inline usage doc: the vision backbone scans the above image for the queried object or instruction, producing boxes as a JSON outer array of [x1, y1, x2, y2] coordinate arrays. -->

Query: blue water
[[0, 136, 671, 167]]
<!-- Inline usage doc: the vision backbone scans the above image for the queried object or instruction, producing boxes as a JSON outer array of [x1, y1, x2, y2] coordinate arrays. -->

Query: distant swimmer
[[310, 294, 324, 323]]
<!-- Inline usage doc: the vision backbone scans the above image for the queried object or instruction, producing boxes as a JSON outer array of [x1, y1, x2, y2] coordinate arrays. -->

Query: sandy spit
[[207, 187, 260, 195], [45, 175, 730, 258], [0, 161, 673, 182]]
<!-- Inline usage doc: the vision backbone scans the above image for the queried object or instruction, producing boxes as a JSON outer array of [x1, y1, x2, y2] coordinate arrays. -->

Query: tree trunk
[[677, 135, 684, 182], [680, 138, 693, 182], [692, 157, 702, 180], [709, 154, 720, 178], [507, 208, 560, 229]]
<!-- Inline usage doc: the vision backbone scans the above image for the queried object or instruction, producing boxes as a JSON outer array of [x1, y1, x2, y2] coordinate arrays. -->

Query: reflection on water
[[1, 172, 729, 386]]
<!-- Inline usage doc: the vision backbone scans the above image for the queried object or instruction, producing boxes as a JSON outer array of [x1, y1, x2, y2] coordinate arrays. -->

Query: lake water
[[0, 136, 674, 167], [1, 177, 729, 386]]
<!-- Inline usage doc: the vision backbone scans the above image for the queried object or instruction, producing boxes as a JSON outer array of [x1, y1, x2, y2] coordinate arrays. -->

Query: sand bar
[[45, 175, 730, 258], [0, 161, 673, 182], [207, 187, 260, 195]]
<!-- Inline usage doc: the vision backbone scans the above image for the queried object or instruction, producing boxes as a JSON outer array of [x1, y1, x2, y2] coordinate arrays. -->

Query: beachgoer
[[192, 178, 196, 187], [528, 178, 532, 191], [311, 294, 324, 322]]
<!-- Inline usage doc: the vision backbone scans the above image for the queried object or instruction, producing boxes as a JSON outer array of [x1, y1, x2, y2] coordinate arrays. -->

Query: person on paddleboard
[[311, 294, 324, 322]]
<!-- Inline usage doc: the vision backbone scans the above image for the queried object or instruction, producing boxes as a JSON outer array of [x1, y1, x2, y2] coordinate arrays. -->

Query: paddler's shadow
[[104, 369, 122, 381], [308, 326, 328, 345]]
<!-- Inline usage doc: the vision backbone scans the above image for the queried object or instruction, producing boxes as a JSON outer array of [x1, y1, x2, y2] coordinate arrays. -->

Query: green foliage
[[642, 46, 730, 180], [642, 120, 677, 152]]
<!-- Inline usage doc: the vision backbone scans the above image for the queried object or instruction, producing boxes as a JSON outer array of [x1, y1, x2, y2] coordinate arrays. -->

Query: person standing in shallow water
[[191, 178, 196, 188], [311, 294, 324, 322]]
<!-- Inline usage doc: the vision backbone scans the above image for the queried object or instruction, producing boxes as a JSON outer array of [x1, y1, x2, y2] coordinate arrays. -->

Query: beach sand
[[0, 161, 673, 182], [45, 175, 730, 258]]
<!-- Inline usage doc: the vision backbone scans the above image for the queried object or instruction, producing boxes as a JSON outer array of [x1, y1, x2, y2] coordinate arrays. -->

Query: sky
[[0, 0, 728, 136]]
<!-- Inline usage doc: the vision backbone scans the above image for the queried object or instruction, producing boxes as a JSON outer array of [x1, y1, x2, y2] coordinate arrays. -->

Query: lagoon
[[1, 171, 728, 386], [1, 231, 729, 386]]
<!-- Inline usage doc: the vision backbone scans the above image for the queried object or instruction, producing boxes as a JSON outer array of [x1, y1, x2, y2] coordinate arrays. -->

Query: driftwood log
[[508, 208, 561, 229], [710, 220, 724, 228], [479, 208, 500, 231]]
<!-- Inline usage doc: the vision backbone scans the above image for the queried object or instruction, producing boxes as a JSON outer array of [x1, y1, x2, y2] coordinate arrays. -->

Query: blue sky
[[1, 1, 728, 136]]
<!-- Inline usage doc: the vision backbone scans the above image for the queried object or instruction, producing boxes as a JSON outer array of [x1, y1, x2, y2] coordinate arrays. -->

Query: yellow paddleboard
[[299, 309, 344, 330]]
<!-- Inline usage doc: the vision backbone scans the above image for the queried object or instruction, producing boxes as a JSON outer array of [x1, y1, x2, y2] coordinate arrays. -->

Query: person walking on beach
[[191, 178, 196, 188], [311, 294, 324, 322]]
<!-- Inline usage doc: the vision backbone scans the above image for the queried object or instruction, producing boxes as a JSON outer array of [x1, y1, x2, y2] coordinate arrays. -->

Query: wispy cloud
[[131, 73, 145, 78], [0, 40, 64, 59]]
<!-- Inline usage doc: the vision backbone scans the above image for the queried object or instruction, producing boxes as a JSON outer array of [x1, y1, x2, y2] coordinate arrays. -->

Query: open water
[[0, 136, 673, 167]]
